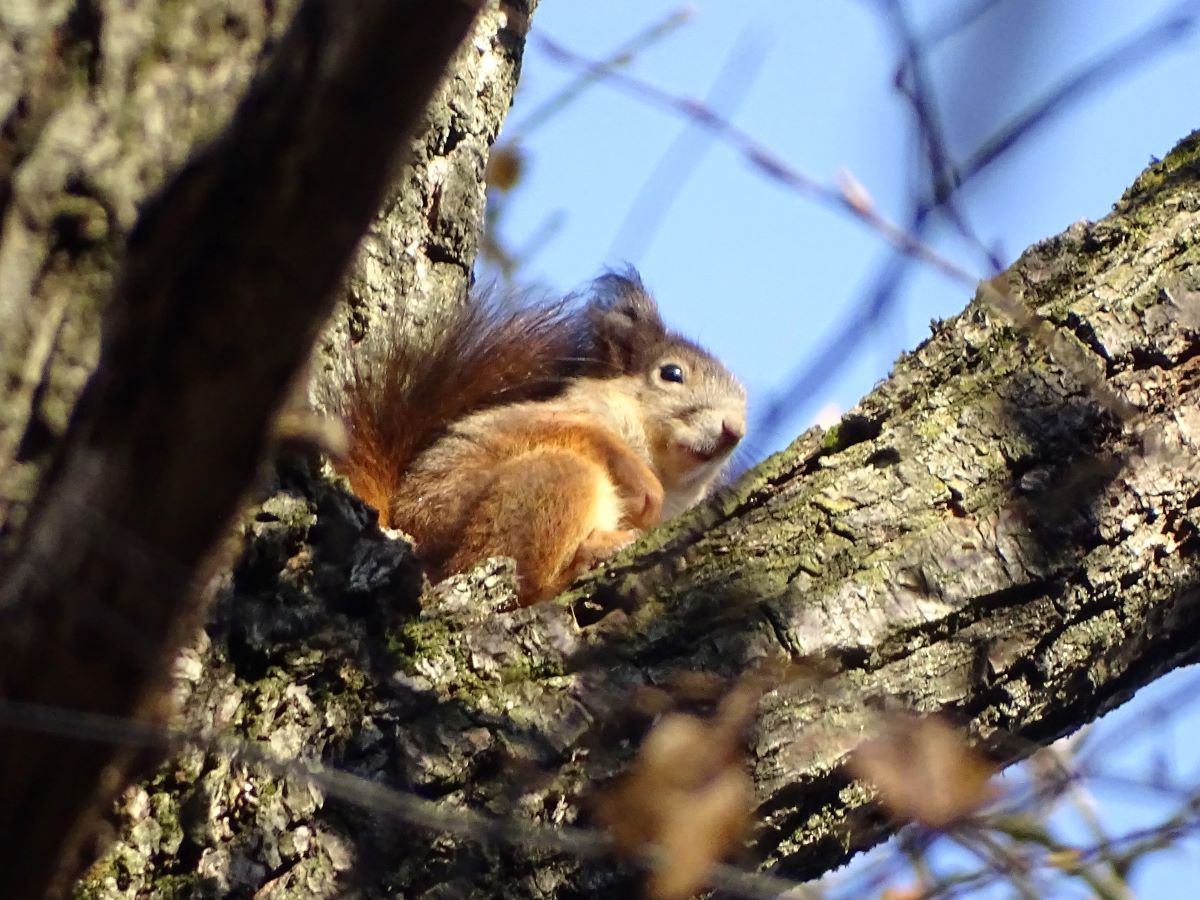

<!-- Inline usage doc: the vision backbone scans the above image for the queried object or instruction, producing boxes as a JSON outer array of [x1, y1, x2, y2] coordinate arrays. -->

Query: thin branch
[[0, 699, 814, 900], [607, 28, 768, 261], [532, 32, 979, 288]]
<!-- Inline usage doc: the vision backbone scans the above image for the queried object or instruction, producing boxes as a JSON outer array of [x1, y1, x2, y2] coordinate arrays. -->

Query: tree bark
[[64, 133, 1200, 899], [0, 1, 535, 896], [5, 0, 1200, 896]]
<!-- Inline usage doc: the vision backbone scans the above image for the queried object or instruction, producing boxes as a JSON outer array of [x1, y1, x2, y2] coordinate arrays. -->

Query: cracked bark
[[72, 134, 1200, 898]]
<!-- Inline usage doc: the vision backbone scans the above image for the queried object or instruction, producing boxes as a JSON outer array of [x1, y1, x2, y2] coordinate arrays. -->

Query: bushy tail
[[325, 296, 586, 526]]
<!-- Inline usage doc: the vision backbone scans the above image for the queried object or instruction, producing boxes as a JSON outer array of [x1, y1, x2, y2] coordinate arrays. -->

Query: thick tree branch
[[71, 134, 1200, 898], [0, 1, 486, 896], [586, 133, 1200, 877]]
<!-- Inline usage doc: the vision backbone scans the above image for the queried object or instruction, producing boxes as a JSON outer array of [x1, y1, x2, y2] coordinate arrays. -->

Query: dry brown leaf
[[850, 713, 996, 829], [648, 766, 752, 900], [666, 670, 728, 703], [595, 713, 723, 858], [595, 674, 766, 900], [631, 685, 676, 718], [486, 146, 524, 191]]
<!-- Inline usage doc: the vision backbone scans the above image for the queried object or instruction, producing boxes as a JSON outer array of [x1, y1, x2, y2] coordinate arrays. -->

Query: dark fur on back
[[330, 294, 587, 525]]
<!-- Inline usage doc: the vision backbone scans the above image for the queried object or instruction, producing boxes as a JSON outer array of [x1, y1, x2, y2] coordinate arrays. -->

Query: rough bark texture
[[5, 0, 1200, 897], [68, 134, 1200, 899], [0, 1, 533, 897], [315, 0, 535, 384], [0, 0, 529, 537], [0, 0, 299, 540]]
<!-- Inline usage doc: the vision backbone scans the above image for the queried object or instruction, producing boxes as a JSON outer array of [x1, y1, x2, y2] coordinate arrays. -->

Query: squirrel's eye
[[659, 363, 685, 384]]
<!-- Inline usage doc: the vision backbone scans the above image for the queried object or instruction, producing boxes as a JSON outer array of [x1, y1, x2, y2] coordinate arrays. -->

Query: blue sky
[[487, 1, 1200, 894], [493, 0, 1200, 450]]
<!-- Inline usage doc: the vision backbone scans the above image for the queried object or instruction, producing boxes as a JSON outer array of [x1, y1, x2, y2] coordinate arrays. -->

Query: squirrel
[[329, 270, 746, 605]]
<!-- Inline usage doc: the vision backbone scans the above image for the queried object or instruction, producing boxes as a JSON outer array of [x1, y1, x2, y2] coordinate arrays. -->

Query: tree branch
[[69, 133, 1200, 897], [0, 1, 486, 895]]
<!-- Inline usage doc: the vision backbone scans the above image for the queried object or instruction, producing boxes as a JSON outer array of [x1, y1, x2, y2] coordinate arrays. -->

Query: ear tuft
[[586, 267, 666, 371]]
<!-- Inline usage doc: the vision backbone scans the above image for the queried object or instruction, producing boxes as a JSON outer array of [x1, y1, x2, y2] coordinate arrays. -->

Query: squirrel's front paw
[[572, 528, 640, 572], [615, 469, 663, 530], [633, 479, 664, 529]]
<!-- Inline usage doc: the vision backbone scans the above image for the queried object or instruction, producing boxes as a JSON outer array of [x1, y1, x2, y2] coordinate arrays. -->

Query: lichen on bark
[[5, 0, 1200, 894], [73, 132, 1200, 897], [0, 0, 302, 543], [1, 1, 523, 896]]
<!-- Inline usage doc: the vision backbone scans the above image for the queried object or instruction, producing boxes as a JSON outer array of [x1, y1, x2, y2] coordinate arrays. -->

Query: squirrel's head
[[586, 270, 747, 502]]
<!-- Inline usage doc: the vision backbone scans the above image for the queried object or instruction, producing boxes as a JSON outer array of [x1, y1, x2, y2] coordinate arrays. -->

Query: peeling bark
[[71, 135, 1200, 898]]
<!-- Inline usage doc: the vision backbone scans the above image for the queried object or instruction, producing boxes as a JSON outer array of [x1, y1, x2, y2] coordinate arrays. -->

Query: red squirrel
[[330, 270, 746, 605]]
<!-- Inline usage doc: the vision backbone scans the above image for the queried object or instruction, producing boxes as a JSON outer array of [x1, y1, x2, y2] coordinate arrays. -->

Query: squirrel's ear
[[587, 269, 666, 370]]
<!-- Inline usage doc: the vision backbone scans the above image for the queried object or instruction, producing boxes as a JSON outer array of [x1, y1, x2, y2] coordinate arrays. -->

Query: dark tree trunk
[[0, 1, 532, 896]]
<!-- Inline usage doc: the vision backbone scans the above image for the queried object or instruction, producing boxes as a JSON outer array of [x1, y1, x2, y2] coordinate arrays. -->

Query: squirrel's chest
[[588, 475, 624, 533]]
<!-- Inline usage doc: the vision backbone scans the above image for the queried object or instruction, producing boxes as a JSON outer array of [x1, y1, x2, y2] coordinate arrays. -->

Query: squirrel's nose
[[717, 417, 744, 453]]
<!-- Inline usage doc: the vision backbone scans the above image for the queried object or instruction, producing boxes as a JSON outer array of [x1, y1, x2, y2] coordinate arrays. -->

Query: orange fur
[[328, 271, 745, 605], [326, 296, 583, 527], [406, 413, 664, 602]]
